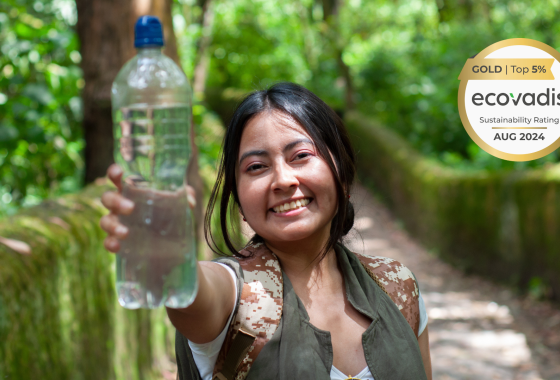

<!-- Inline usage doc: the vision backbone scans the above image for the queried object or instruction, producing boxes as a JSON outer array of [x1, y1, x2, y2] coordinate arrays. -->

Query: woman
[[101, 82, 432, 380]]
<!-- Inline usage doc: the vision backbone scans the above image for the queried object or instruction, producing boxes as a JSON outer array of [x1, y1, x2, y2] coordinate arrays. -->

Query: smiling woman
[[100, 82, 432, 380], [206, 83, 356, 264]]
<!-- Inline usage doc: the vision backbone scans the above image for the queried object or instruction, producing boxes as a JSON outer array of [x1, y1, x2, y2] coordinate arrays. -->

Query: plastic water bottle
[[111, 16, 197, 309]]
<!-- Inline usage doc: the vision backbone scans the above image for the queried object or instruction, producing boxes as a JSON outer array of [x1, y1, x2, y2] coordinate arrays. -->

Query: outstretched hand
[[99, 164, 196, 253]]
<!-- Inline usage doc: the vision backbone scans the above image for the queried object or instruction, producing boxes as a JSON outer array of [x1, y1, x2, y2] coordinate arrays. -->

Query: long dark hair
[[204, 82, 356, 260]]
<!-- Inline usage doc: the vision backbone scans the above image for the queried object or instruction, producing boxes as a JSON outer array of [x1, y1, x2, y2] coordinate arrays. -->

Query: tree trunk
[[191, 0, 215, 260], [319, 0, 355, 110], [192, 0, 215, 97], [77, 0, 207, 257], [76, 0, 180, 185], [76, 0, 135, 184]]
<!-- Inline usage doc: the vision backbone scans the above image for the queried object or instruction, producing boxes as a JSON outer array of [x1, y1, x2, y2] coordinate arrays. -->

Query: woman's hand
[[100, 164, 132, 253], [99, 164, 196, 253], [100, 165, 234, 342]]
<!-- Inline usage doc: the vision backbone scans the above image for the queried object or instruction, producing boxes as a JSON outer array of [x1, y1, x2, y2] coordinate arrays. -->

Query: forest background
[[3, 0, 560, 377], [3, 0, 560, 219]]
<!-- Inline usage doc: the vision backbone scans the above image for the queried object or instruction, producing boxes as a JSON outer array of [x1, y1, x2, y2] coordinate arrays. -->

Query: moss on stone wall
[[346, 111, 560, 300], [0, 181, 175, 380]]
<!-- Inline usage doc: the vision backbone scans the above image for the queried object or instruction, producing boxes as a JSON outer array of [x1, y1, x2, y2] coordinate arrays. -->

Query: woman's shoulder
[[211, 242, 282, 288], [352, 250, 419, 287], [347, 249, 422, 336]]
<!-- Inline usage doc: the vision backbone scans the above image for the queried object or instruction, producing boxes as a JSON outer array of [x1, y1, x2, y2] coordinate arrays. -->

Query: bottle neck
[[136, 47, 163, 57]]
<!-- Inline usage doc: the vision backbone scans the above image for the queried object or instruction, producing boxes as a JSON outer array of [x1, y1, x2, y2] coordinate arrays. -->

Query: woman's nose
[[271, 162, 299, 192]]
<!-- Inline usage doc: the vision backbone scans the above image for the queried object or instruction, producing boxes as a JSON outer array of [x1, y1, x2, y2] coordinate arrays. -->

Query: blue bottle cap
[[134, 16, 164, 48]]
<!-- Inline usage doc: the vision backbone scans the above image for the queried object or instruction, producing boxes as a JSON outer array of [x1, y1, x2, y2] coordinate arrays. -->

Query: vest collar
[[335, 244, 380, 322], [280, 244, 380, 324]]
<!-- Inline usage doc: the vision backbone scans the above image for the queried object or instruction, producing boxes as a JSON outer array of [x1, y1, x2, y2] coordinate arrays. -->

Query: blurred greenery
[[199, 0, 347, 108], [175, 0, 560, 169], [354, 0, 560, 170], [4, 0, 560, 217], [0, 0, 83, 217], [2, 0, 560, 375]]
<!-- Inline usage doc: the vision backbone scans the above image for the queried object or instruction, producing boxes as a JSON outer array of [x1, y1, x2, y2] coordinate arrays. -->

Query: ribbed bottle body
[[111, 48, 197, 309]]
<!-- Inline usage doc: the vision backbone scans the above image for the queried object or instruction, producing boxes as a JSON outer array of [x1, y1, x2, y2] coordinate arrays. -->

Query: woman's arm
[[418, 326, 432, 380], [166, 261, 236, 343]]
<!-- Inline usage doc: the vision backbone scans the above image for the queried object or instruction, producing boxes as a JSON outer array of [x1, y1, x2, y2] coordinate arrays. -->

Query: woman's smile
[[270, 198, 313, 215]]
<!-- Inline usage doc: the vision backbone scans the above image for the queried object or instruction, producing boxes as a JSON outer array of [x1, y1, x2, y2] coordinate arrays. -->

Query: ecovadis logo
[[458, 39, 560, 161], [472, 88, 560, 107]]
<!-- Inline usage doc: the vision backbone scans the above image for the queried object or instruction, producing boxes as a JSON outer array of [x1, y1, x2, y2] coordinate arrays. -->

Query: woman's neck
[[264, 236, 341, 298]]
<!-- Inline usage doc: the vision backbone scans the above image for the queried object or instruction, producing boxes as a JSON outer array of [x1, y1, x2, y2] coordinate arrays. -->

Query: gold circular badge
[[458, 38, 560, 161]]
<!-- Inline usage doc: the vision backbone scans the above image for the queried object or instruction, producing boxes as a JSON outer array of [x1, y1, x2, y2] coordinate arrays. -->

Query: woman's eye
[[294, 152, 311, 160], [247, 164, 264, 172]]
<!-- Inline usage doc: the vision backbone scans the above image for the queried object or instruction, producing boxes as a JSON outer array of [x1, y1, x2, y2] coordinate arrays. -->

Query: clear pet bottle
[[111, 15, 197, 309]]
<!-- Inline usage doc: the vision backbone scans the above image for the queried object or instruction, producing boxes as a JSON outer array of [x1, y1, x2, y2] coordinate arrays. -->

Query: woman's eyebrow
[[239, 149, 268, 165], [283, 138, 313, 152]]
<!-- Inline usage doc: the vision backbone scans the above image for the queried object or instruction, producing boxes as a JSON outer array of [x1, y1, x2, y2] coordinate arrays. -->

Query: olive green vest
[[175, 245, 427, 380]]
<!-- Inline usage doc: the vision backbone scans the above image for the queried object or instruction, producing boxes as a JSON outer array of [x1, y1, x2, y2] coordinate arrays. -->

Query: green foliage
[[528, 276, 551, 300], [0, 183, 175, 380], [0, 0, 84, 218], [174, 0, 560, 170], [193, 103, 248, 256], [173, 0, 347, 109], [354, 0, 560, 169], [193, 103, 223, 175], [206, 1, 312, 89], [4, 0, 560, 220]]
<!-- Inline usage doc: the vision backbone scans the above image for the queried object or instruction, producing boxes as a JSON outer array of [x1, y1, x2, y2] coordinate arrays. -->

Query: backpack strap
[[354, 252, 421, 337], [212, 242, 283, 380]]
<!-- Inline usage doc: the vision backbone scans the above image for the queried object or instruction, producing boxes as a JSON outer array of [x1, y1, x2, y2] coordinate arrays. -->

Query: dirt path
[[347, 184, 560, 380]]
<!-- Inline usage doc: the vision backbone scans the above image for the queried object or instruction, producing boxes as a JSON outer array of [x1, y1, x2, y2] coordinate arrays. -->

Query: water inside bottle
[[113, 104, 191, 188], [114, 104, 197, 309], [116, 185, 197, 309]]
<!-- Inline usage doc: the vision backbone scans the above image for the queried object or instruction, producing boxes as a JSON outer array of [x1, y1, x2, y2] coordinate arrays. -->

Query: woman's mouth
[[271, 198, 312, 213]]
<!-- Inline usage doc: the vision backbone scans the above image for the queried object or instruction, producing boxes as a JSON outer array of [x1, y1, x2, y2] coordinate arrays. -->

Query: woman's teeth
[[273, 198, 310, 213]]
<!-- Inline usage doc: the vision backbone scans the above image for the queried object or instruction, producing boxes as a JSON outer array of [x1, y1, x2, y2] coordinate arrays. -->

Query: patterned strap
[[354, 252, 421, 337], [212, 329, 256, 380], [213, 242, 283, 380], [360, 261, 390, 296]]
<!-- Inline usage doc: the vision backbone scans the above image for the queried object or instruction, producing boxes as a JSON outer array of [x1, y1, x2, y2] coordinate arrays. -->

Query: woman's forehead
[[240, 111, 312, 146]]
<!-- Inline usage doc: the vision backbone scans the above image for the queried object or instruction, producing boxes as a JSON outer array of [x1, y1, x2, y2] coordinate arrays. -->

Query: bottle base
[[117, 281, 198, 309]]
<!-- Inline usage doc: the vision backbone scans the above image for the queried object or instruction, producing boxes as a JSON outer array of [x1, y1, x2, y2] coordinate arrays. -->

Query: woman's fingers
[[101, 191, 135, 215], [104, 236, 121, 253], [100, 213, 129, 239], [107, 164, 123, 192], [100, 213, 129, 253]]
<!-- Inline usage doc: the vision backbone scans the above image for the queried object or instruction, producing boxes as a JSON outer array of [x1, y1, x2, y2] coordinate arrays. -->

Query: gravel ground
[[346, 184, 560, 380]]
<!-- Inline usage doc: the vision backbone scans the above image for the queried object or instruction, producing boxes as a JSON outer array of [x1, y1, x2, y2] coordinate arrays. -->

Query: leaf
[[22, 84, 54, 105], [0, 123, 19, 141]]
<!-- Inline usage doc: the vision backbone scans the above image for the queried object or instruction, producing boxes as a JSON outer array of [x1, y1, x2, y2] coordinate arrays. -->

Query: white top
[[189, 263, 428, 380]]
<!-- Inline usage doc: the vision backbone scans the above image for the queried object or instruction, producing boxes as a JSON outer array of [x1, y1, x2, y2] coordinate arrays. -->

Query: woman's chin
[[258, 225, 327, 246]]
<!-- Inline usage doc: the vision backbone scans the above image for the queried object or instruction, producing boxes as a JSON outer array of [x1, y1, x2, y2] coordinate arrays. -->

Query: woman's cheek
[[238, 181, 267, 221]]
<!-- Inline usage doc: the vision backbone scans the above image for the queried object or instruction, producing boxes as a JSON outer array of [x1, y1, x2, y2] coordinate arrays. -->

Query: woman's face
[[236, 111, 338, 247]]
